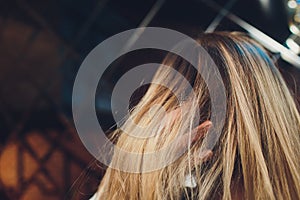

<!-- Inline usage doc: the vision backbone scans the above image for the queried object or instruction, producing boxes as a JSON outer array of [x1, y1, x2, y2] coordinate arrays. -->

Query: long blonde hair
[[96, 32, 300, 199]]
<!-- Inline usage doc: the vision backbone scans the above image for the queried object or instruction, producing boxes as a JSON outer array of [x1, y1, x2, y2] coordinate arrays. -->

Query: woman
[[92, 32, 300, 199]]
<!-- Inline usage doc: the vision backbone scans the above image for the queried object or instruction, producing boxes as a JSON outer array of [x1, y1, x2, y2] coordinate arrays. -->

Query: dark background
[[0, 0, 299, 199]]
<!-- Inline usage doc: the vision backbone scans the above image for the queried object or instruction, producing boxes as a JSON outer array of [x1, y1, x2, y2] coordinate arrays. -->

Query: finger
[[177, 120, 212, 151], [182, 120, 212, 146], [160, 106, 181, 129], [190, 121, 212, 143], [191, 149, 213, 165], [162, 102, 196, 128], [166, 106, 181, 122], [198, 150, 213, 162]]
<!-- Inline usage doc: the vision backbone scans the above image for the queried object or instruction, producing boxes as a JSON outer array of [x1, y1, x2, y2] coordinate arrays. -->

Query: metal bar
[[73, 0, 110, 46], [121, 0, 166, 53], [105, 0, 166, 80], [200, 0, 300, 69], [16, 0, 81, 60], [205, 0, 237, 33]]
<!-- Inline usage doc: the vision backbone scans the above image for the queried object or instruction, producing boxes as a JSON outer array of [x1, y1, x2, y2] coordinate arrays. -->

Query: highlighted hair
[[97, 32, 300, 200]]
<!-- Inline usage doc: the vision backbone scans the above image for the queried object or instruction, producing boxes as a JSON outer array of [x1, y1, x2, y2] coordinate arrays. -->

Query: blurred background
[[0, 0, 299, 199]]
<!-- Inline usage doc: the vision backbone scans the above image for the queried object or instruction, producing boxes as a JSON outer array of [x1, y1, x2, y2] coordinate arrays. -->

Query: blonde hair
[[96, 32, 300, 199]]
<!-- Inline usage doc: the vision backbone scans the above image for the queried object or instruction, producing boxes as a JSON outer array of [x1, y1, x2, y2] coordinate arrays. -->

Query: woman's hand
[[162, 106, 214, 163], [162, 106, 214, 188]]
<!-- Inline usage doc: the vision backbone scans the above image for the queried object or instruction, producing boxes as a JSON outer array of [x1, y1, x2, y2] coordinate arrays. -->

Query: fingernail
[[196, 122, 212, 133], [204, 123, 212, 130], [199, 150, 213, 161], [202, 121, 213, 129]]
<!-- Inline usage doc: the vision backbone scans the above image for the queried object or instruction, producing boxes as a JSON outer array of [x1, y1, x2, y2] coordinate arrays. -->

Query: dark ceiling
[[0, 0, 299, 132]]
